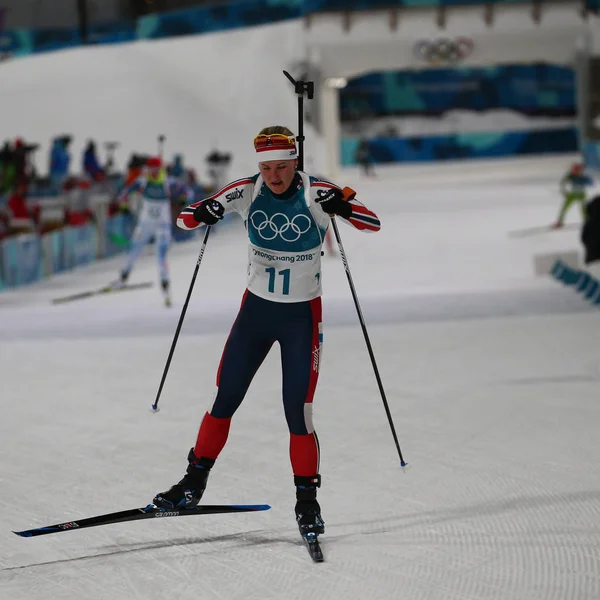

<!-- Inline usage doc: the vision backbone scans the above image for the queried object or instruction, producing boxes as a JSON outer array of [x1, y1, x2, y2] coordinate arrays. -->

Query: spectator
[[125, 154, 147, 186], [355, 138, 375, 178], [49, 135, 71, 193], [168, 153, 186, 183], [0, 139, 16, 194], [0, 190, 9, 239], [82, 140, 105, 182], [0, 140, 11, 167], [205, 149, 232, 193], [3, 183, 40, 236], [103, 142, 120, 176], [12, 138, 31, 192], [63, 177, 95, 227]]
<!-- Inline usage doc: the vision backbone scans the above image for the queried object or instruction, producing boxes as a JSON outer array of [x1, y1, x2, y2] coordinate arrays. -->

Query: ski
[[51, 282, 153, 305], [302, 532, 324, 562], [508, 222, 580, 238], [14, 503, 271, 537]]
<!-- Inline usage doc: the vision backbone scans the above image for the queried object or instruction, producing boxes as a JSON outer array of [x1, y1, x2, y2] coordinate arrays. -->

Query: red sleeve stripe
[[211, 178, 254, 198], [349, 210, 380, 226], [349, 202, 376, 216], [177, 212, 201, 230], [180, 199, 203, 217], [347, 216, 380, 231], [311, 181, 340, 191], [347, 215, 381, 231], [348, 200, 380, 225]]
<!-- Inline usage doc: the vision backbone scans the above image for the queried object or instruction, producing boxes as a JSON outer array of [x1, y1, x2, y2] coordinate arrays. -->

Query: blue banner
[[341, 65, 576, 118], [341, 128, 578, 165], [136, 0, 305, 40], [0, 0, 554, 60]]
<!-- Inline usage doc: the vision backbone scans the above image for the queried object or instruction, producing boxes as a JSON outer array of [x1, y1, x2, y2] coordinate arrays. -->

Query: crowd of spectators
[[0, 135, 216, 242]]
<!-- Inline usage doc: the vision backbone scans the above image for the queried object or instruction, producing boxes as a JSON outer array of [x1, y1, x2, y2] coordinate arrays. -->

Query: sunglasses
[[253, 133, 296, 150]]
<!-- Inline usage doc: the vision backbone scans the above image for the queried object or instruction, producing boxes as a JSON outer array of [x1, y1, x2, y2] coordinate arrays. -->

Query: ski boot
[[294, 475, 325, 536], [110, 270, 129, 290], [161, 279, 171, 307], [153, 449, 214, 510]]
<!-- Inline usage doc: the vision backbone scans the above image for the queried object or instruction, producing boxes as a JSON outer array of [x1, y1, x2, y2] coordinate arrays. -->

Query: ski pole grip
[[342, 186, 356, 201]]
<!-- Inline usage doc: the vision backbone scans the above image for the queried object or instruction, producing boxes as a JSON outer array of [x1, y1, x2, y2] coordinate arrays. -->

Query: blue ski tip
[[14, 526, 57, 537], [231, 504, 271, 511]]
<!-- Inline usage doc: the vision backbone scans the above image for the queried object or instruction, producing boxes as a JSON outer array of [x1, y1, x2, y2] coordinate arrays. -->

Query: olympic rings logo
[[414, 37, 474, 66], [250, 210, 311, 242]]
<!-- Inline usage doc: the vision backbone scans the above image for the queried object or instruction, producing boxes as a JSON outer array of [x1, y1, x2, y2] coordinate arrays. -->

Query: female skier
[[152, 127, 381, 537], [112, 156, 193, 306]]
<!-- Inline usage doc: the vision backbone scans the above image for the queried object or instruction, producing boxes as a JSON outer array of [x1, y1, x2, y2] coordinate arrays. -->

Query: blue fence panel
[[0, 238, 18, 287], [584, 142, 600, 170], [48, 228, 66, 274], [0, 30, 34, 56], [341, 127, 578, 165], [87, 20, 137, 46], [0, 234, 43, 287], [63, 224, 98, 269]]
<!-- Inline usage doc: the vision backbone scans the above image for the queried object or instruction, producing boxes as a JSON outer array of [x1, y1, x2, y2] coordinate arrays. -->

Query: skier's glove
[[193, 199, 224, 225], [315, 187, 355, 219]]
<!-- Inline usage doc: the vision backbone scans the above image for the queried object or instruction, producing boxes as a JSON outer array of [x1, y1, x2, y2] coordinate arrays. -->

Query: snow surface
[[1, 150, 600, 599]]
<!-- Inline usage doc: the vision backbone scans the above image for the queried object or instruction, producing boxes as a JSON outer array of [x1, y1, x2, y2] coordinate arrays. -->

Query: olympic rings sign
[[414, 37, 474, 66], [250, 210, 311, 242]]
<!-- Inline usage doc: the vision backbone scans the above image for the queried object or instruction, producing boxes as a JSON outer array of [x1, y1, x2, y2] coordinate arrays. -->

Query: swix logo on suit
[[176, 172, 381, 302], [225, 188, 243, 202], [313, 321, 323, 373], [312, 343, 320, 373]]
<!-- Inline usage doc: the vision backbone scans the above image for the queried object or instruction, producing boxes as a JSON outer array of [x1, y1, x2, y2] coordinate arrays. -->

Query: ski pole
[[282, 70, 407, 467], [151, 225, 212, 412], [329, 217, 407, 467]]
